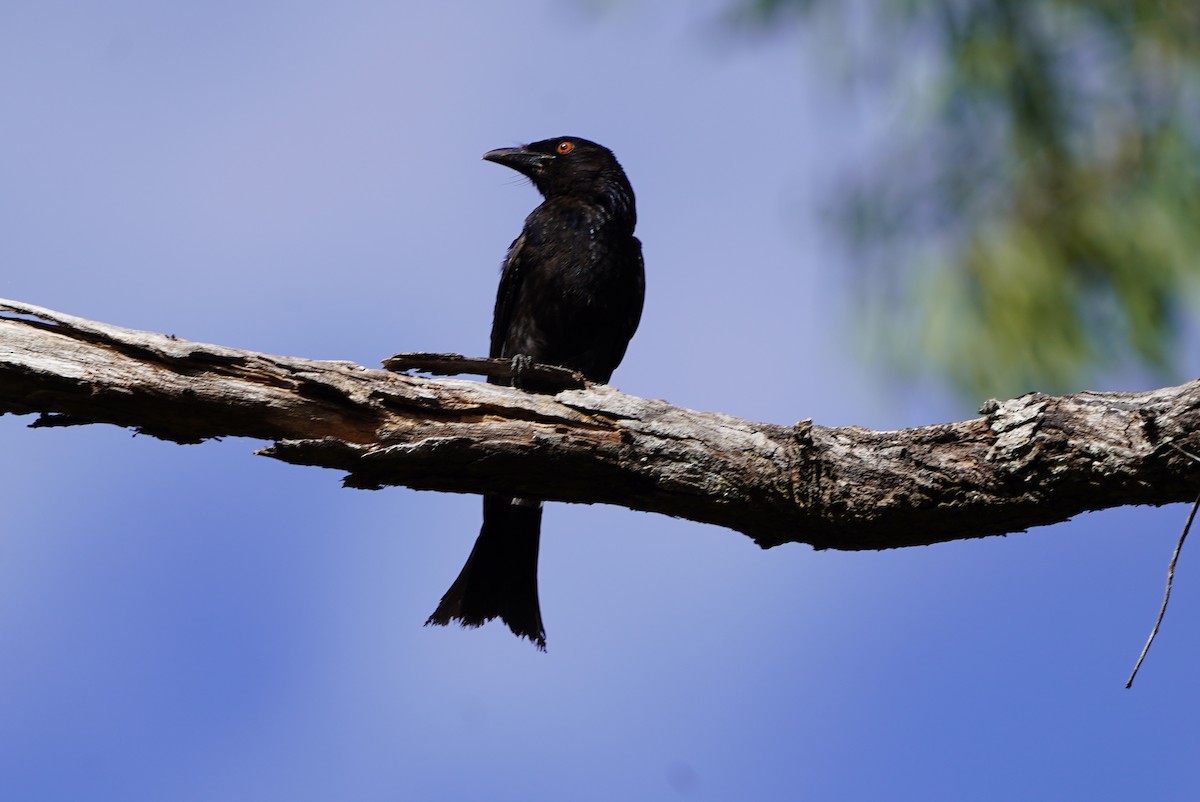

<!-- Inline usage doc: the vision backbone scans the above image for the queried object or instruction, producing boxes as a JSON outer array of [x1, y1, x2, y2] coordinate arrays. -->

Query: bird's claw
[[510, 354, 534, 385]]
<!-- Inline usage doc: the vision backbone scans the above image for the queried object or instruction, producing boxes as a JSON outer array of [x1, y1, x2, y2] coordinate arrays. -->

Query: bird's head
[[483, 137, 634, 209]]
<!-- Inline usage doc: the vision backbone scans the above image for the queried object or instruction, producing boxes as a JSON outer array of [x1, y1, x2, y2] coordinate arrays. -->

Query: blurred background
[[2, 1, 1198, 799]]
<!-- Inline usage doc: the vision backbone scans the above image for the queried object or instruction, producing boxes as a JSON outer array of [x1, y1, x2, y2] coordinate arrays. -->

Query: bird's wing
[[627, 236, 646, 343], [489, 232, 527, 359]]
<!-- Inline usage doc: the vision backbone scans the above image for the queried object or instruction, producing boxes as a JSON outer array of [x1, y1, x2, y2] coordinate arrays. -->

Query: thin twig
[[382, 351, 586, 390], [1125, 445, 1200, 688]]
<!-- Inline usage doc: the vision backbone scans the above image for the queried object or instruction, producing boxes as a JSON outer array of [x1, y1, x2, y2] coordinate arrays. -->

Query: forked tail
[[425, 494, 546, 650]]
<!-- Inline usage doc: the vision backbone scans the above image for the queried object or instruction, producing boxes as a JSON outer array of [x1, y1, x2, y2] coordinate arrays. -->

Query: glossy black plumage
[[425, 137, 644, 649]]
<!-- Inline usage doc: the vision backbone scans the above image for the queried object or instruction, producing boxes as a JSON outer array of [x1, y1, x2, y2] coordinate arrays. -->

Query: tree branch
[[3, 298, 1198, 549]]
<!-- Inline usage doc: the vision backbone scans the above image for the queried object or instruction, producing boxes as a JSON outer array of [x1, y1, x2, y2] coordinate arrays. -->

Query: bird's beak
[[482, 146, 552, 177]]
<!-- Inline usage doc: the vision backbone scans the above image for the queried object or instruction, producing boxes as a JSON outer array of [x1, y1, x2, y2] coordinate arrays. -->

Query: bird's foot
[[510, 354, 534, 388]]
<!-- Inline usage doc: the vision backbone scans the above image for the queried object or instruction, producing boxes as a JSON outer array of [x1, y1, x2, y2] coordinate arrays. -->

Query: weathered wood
[[2, 297, 1198, 549]]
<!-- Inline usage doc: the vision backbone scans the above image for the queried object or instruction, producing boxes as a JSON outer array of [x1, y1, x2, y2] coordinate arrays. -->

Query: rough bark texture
[[3, 298, 1198, 549]]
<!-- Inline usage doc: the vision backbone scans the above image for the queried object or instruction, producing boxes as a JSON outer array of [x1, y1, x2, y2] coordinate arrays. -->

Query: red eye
[[556, 140, 574, 154]]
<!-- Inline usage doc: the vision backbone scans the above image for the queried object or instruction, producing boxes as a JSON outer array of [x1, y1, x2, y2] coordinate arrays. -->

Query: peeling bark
[[2, 298, 1198, 549]]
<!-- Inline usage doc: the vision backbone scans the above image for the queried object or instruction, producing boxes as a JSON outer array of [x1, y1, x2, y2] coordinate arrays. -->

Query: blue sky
[[2, 2, 1197, 800]]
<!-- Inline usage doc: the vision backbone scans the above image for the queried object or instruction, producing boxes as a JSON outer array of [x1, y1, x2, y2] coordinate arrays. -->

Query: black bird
[[425, 137, 645, 649]]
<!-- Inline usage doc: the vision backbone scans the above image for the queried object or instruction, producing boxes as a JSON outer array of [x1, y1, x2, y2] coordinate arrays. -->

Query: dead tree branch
[[3, 298, 1199, 549]]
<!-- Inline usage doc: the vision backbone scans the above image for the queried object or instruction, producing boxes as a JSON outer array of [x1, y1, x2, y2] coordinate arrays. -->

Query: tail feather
[[425, 495, 546, 650]]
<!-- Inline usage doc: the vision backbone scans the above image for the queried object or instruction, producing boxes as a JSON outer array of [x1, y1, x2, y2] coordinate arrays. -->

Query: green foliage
[[738, 0, 1200, 397]]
